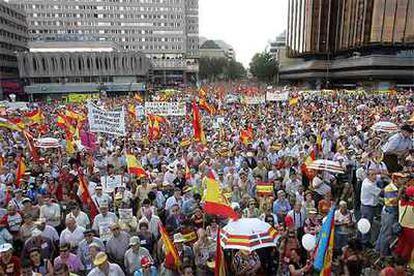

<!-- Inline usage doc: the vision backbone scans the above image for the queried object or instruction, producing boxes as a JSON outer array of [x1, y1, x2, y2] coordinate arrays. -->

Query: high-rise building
[[9, 0, 199, 85], [199, 39, 235, 61], [281, 0, 414, 88], [0, 0, 27, 99], [269, 31, 287, 64]]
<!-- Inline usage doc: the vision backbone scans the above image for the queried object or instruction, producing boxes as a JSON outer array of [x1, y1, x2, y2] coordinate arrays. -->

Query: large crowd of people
[[0, 85, 413, 276]]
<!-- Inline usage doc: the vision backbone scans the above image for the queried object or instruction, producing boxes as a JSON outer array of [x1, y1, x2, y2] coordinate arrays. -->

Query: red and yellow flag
[[256, 181, 274, 197], [160, 224, 181, 270], [240, 127, 253, 145], [22, 130, 39, 161], [203, 172, 238, 220], [148, 114, 162, 140], [134, 94, 144, 103], [185, 162, 192, 180], [199, 98, 216, 115], [320, 222, 335, 276], [78, 168, 98, 220], [301, 148, 317, 180], [8, 118, 25, 129], [192, 102, 206, 144], [0, 117, 23, 132], [289, 97, 299, 106], [15, 155, 26, 188], [128, 104, 136, 118], [215, 228, 226, 276], [26, 109, 44, 123], [126, 154, 147, 178]]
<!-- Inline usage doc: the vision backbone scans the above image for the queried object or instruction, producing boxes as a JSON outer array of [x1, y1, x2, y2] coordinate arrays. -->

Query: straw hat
[[93, 252, 108, 266]]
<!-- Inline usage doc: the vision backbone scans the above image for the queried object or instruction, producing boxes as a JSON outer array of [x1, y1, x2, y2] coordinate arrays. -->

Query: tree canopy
[[199, 57, 246, 81], [249, 52, 279, 83]]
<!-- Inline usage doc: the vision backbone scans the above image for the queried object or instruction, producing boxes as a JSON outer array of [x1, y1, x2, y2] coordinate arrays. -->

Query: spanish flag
[[199, 98, 215, 115], [22, 130, 39, 161], [134, 94, 144, 103], [148, 114, 161, 140], [26, 109, 44, 123], [180, 138, 192, 147], [78, 168, 99, 220], [215, 228, 226, 276], [125, 154, 147, 178], [0, 117, 23, 132], [256, 181, 274, 197], [301, 148, 317, 180], [160, 224, 181, 270], [240, 127, 253, 145], [199, 87, 207, 98], [56, 113, 67, 129], [15, 155, 26, 188], [8, 118, 25, 129], [289, 97, 299, 106], [128, 104, 136, 118], [192, 102, 206, 144], [65, 109, 85, 123], [185, 162, 192, 180], [203, 172, 238, 220]]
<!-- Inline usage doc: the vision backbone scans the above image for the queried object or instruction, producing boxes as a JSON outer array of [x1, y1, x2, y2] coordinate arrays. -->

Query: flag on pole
[[77, 168, 98, 220], [22, 130, 40, 161], [192, 102, 206, 144], [125, 154, 147, 178], [203, 172, 239, 219], [25, 109, 44, 123], [15, 156, 26, 188], [160, 224, 181, 270], [313, 206, 335, 272], [215, 227, 226, 276], [240, 127, 253, 145], [321, 220, 335, 276], [199, 98, 216, 115]]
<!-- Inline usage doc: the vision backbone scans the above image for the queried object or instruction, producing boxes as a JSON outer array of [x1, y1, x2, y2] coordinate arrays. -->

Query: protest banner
[[144, 101, 186, 116], [266, 91, 289, 102], [67, 93, 99, 103], [241, 95, 266, 105], [100, 175, 122, 193], [87, 102, 126, 136]]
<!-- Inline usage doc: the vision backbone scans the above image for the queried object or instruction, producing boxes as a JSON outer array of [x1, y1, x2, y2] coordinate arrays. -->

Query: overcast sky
[[199, 0, 288, 68]]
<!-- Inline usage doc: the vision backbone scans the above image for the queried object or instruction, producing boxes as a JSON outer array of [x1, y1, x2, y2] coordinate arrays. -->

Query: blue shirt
[[273, 199, 291, 215]]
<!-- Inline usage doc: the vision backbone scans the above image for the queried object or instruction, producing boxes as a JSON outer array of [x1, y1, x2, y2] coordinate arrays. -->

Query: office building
[[16, 40, 152, 98], [9, 0, 199, 85], [0, 0, 27, 99], [199, 38, 235, 60], [269, 31, 288, 65], [281, 0, 414, 88]]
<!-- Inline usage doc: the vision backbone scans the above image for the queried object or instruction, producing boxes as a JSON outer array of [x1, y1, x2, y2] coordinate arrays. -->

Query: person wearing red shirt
[[0, 243, 21, 276]]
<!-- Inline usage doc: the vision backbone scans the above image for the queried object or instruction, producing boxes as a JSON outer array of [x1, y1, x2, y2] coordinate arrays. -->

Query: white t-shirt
[[60, 226, 86, 248], [360, 178, 381, 206]]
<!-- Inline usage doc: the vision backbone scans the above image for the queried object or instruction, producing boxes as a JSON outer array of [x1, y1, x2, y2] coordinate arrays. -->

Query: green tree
[[199, 57, 246, 81], [225, 60, 246, 80], [249, 52, 279, 83]]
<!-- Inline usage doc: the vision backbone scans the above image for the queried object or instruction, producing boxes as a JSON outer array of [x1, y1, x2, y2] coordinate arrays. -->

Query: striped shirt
[[383, 183, 399, 208]]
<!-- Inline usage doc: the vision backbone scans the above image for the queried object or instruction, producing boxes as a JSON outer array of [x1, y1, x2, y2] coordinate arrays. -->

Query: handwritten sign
[[87, 102, 126, 136], [100, 175, 122, 193], [144, 102, 186, 116]]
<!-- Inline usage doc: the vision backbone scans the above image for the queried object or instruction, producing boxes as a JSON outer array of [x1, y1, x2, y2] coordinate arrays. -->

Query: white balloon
[[302, 234, 316, 251], [357, 218, 371, 234]]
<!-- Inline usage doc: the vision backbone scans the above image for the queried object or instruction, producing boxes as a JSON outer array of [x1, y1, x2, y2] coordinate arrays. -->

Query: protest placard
[[266, 91, 289, 102], [118, 208, 133, 222], [144, 102, 186, 116], [100, 175, 122, 193], [241, 95, 266, 105], [87, 102, 126, 136]]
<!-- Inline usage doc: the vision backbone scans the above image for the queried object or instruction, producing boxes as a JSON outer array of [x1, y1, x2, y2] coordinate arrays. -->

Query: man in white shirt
[[360, 170, 382, 246], [59, 217, 85, 249], [39, 194, 61, 230], [36, 217, 59, 243], [87, 252, 125, 276], [382, 125, 413, 173], [66, 203, 90, 229], [91, 186, 112, 209], [92, 203, 118, 242]]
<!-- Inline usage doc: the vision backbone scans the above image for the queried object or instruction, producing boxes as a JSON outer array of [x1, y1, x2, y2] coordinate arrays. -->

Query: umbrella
[[371, 121, 398, 133], [220, 218, 279, 251], [35, 137, 61, 148], [307, 159, 345, 174]]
